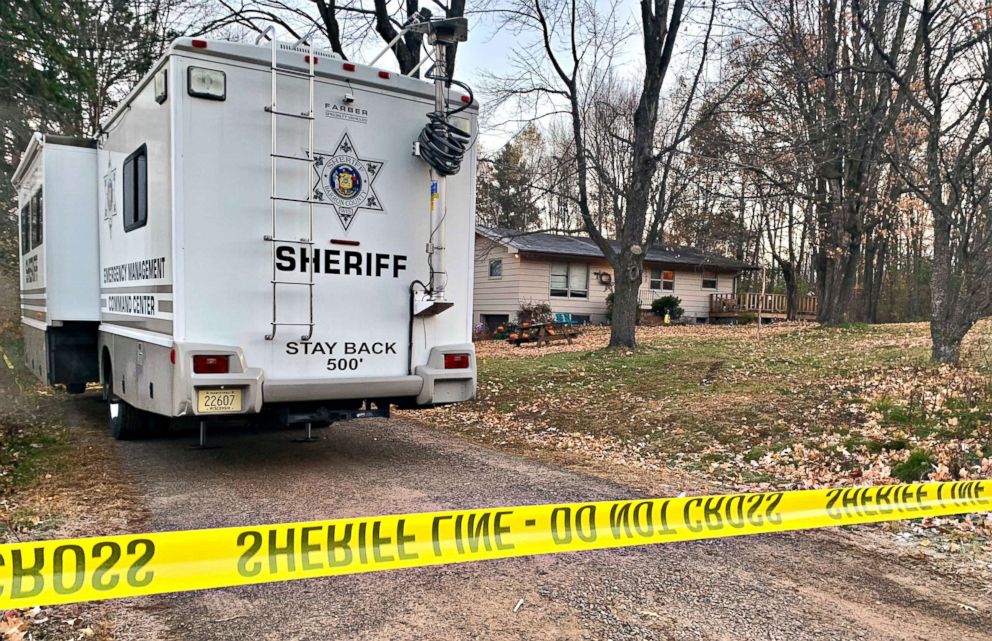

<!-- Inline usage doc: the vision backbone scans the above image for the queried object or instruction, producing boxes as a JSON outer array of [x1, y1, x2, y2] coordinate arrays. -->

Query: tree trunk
[[782, 263, 798, 321], [930, 317, 968, 364], [929, 216, 968, 364], [609, 253, 642, 349]]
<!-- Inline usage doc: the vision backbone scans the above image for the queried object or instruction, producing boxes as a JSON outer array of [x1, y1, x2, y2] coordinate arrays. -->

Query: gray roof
[[477, 226, 756, 271]]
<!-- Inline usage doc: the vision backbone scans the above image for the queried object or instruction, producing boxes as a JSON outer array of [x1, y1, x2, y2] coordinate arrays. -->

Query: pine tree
[[476, 126, 543, 231]]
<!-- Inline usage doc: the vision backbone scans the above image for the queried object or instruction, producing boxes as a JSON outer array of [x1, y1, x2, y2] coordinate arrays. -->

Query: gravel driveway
[[93, 417, 990, 641]]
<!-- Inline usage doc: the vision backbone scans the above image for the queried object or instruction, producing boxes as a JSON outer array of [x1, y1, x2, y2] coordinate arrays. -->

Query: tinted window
[[20, 203, 30, 254], [123, 144, 148, 232], [32, 190, 43, 248]]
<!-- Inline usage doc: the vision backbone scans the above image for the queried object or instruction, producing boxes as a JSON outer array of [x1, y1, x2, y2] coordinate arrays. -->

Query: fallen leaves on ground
[[1, 607, 94, 641], [411, 320, 992, 551]]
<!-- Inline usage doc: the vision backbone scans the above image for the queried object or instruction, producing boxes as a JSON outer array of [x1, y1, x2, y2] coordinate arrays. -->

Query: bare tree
[[742, 0, 924, 325], [200, 0, 466, 76], [862, 0, 992, 362], [485, 0, 738, 348]]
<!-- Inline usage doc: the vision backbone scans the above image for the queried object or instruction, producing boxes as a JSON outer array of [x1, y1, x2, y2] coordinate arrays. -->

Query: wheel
[[104, 369, 150, 441], [108, 396, 151, 440]]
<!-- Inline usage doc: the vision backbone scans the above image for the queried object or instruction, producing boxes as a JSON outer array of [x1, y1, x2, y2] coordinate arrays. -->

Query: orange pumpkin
[[508, 333, 519, 340], [521, 322, 531, 328]]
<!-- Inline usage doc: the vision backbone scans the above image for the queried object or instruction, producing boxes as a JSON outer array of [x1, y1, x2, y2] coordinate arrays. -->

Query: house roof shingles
[[477, 226, 757, 271]]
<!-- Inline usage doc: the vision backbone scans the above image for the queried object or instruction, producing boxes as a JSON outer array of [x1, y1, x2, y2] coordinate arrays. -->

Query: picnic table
[[507, 321, 582, 347]]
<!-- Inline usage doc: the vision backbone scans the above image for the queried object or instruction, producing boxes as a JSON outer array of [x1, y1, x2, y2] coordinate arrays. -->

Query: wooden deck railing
[[710, 292, 817, 319]]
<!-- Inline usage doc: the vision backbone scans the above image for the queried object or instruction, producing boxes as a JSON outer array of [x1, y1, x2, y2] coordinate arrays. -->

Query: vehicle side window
[[32, 190, 43, 248], [20, 189, 44, 253], [123, 144, 148, 232], [20, 203, 30, 254]]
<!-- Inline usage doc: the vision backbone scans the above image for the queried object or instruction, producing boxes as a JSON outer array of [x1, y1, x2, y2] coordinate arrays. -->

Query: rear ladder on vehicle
[[261, 28, 317, 341]]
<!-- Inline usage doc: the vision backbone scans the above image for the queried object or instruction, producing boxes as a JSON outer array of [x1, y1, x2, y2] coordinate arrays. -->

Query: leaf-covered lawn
[[415, 322, 992, 493]]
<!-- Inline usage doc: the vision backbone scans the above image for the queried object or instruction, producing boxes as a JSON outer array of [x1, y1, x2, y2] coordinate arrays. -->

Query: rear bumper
[[264, 375, 424, 403], [173, 343, 475, 416]]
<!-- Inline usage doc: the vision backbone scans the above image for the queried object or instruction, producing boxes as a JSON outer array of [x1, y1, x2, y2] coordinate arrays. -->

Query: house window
[[489, 259, 503, 278], [123, 144, 148, 232], [481, 314, 509, 331], [649, 268, 675, 291], [550, 262, 588, 298], [702, 270, 718, 290]]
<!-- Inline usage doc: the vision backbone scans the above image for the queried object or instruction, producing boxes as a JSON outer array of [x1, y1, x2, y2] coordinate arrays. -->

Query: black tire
[[108, 397, 151, 440], [104, 366, 149, 440]]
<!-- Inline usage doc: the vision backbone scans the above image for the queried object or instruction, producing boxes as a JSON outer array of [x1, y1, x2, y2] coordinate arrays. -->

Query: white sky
[[259, 0, 723, 154]]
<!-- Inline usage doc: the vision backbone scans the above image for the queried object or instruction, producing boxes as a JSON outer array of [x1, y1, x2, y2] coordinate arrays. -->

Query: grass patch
[[0, 418, 67, 490], [744, 445, 775, 462], [891, 449, 936, 482], [420, 320, 992, 488]]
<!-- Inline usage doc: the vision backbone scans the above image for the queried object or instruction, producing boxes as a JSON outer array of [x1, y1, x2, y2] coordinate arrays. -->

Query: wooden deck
[[710, 292, 817, 321]]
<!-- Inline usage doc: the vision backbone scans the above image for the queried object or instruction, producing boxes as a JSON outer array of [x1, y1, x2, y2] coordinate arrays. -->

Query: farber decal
[[312, 132, 385, 231], [324, 103, 369, 124]]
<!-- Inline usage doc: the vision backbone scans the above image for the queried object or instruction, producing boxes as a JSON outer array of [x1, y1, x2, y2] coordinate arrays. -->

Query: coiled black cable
[[417, 67, 473, 176]]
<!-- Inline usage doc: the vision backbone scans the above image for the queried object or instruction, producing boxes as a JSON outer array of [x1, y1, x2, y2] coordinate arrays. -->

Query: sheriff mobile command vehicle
[[12, 16, 478, 442]]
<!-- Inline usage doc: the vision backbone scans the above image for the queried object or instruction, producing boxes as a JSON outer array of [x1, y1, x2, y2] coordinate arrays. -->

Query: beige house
[[474, 226, 756, 328]]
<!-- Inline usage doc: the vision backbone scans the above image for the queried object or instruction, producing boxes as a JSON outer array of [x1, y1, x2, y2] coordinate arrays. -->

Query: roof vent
[[278, 42, 339, 59]]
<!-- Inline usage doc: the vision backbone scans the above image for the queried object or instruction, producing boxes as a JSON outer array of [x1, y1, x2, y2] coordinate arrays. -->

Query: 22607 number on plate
[[197, 388, 243, 413]]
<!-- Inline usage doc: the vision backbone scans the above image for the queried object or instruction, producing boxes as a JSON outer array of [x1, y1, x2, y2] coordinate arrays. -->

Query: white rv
[[12, 31, 477, 439]]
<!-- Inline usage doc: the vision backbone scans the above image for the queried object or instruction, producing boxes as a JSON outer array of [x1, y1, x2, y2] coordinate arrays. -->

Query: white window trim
[[488, 258, 503, 279], [648, 268, 675, 291], [701, 270, 718, 290], [550, 262, 589, 298]]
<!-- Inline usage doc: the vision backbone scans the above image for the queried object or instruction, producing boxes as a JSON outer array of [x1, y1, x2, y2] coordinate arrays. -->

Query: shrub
[[518, 301, 552, 324], [650, 295, 684, 320], [890, 449, 935, 482], [605, 292, 642, 323], [737, 311, 758, 325]]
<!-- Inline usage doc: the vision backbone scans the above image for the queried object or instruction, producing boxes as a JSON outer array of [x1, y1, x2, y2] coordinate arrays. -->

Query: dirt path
[[59, 408, 989, 641]]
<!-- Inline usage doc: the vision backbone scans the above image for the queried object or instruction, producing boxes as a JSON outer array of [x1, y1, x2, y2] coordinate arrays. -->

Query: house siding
[[639, 269, 734, 320], [518, 257, 613, 323], [473, 238, 519, 322], [472, 233, 740, 324]]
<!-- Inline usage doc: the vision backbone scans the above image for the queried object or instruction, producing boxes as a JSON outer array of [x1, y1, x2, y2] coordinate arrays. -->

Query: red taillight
[[191, 39, 208, 49], [193, 355, 229, 374], [444, 353, 470, 369], [343, 62, 356, 72], [378, 70, 390, 79], [460, 95, 471, 104], [170, 349, 176, 365], [305, 55, 319, 64]]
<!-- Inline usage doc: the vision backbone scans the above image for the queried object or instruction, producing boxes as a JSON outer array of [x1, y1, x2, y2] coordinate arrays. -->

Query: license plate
[[196, 388, 243, 414]]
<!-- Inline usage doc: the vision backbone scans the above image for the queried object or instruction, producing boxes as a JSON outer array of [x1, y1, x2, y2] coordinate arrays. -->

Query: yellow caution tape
[[0, 480, 988, 609]]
